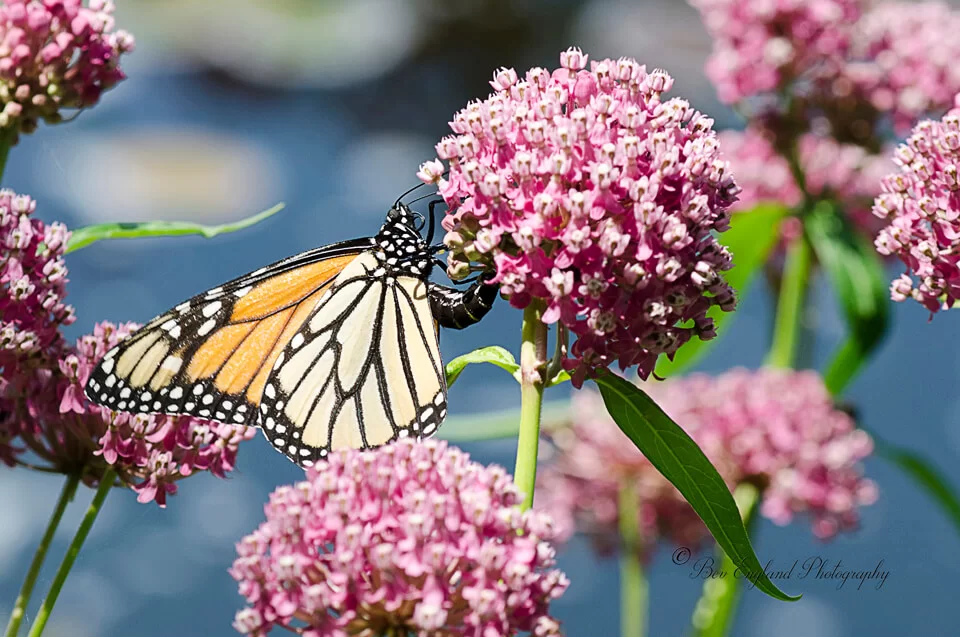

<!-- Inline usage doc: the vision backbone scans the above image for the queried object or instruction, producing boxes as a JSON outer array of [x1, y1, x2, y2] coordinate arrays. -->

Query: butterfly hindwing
[[84, 239, 373, 425], [255, 252, 447, 466]]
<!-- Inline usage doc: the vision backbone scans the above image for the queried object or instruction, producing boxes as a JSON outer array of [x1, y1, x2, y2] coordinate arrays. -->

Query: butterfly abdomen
[[429, 276, 498, 330]]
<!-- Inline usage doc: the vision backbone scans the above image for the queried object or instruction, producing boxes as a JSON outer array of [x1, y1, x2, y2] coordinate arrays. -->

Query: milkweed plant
[[2, 1, 960, 636]]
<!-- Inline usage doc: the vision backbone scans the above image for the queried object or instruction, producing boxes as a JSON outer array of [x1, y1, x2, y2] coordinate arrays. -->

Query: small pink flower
[[537, 368, 877, 555], [433, 48, 739, 385], [873, 98, 960, 312], [231, 439, 568, 636]]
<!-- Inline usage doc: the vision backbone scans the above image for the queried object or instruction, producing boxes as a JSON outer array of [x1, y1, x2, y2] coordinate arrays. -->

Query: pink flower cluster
[[691, 0, 861, 104], [0, 0, 134, 137], [1, 189, 73, 465], [873, 96, 960, 312], [694, 0, 960, 145], [720, 127, 891, 236], [538, 368, 877, 553], [829, 1, 960, 136], [423, 49, 740, 385], [1, 190, 252, 504], [231, 439, 568, 637]]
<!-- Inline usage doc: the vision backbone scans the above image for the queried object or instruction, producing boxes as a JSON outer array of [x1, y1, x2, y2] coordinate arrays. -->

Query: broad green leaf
[[438, 400, 571, 442], [65, 203, 285, 254], [805, 202, 889, 394], [656, 204, 789, 377], [445, 346, 519, 387], [594, 373, 800, 602]]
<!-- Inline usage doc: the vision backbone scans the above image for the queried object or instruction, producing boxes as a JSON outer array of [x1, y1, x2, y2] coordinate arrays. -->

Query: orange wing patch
[[231, 255, 358, 321], [216, 308, 293, 394], [245, 283, 332, 403], [187, 323, 256, 380]]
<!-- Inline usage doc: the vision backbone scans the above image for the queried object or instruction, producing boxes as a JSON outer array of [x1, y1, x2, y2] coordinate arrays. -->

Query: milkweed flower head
[[821, 1, 960, 141], [537, 368, 877, 553], [873, 95, 960, 312], [0, 0, 134, 139], [424, 48, 740, 386], [0, 189, 73, 466], [230, 439, 569, 637], [691, 0, 861, 104], [720, 127, 892, 237]]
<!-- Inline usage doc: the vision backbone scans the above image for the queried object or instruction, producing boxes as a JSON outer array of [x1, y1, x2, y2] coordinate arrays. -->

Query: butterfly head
[[376, 204, 433, 278]]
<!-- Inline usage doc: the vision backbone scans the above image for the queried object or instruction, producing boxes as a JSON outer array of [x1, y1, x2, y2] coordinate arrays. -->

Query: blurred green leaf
[[445, 346, 519, 388], [65, 203, 286, 254], [805, 202, 889, 394], [855, 424, 960, 537], [656, 204, 789, 378], [594, 373, 800, 603], [438, 400, 571, 442], [879, 444, 960, 533]]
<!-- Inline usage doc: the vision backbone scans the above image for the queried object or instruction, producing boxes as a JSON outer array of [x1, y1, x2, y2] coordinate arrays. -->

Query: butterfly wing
[[255, 252, 447, 466], [84, 238, 374, 426]]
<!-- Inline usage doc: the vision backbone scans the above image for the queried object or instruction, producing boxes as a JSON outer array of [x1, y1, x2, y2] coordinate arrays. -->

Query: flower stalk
[[692, 483, 761, 637], [619, 480, 647, 637], [514, 301, 548, 511], [4, 474, 80, 637], [766, 234, 812, 368], [28, 469, 116, 637]]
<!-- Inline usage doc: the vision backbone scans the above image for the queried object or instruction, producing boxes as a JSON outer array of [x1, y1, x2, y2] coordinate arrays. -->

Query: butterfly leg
[[429, 275, 498, 329]]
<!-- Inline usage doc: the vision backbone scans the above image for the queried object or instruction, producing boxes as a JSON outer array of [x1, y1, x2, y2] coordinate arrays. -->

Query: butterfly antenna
[[394, 181, 428, 208]]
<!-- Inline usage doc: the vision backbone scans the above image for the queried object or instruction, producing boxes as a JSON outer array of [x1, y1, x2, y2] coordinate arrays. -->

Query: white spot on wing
[[198, 319, 216, 336], [202, 301, 222, 318]]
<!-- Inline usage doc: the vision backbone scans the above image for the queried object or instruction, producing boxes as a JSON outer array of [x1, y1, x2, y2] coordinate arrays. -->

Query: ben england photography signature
[[671, 547, 890, 591]]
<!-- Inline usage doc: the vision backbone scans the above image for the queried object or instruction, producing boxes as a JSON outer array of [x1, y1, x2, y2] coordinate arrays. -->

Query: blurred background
[[2, 0, 958, 635]]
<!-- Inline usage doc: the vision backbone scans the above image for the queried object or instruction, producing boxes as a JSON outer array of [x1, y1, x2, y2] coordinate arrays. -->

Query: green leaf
[[861, 428, 960, 535], [805, 202, 890, 394], [656, 204, 789, 377], [593, 373, 800, 602], [444, 346, 519, 387], [64, 203, 286, 254], [437, 400, 571, 442]]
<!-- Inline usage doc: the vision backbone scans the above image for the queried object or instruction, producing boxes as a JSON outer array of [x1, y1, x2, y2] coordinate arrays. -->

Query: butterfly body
[[84, 205, 496, 466]]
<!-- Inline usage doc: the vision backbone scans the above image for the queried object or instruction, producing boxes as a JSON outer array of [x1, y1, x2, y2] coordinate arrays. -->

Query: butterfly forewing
[[84, 239, 373, 426]]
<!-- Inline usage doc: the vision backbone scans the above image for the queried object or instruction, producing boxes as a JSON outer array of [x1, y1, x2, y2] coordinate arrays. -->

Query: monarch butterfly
[[83, 199, 497, 467]]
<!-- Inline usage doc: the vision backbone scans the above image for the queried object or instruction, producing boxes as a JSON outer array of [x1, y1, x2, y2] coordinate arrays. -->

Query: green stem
[[4, 475, 80, 637], [692, 483, 761, 637], [513, 301, 548, 511], [0, 126, 15, 184], [765, 235, 812, 368], [27, 470, 115, 637], [619, 480, 647, 637]]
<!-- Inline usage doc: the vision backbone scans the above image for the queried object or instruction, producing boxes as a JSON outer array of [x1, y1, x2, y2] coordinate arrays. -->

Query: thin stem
[[4, 475, 80, 637], [0, 126, 15, 184], [27, 469, 115, 637], [691, 483, 761, 637], [513, 301, 548, 511], [619, 480, 647, 637], [765, 234, 812, 368]]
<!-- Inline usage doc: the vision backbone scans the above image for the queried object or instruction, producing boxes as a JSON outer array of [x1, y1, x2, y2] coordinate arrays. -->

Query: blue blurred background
[[2, 0, 958, 635]]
